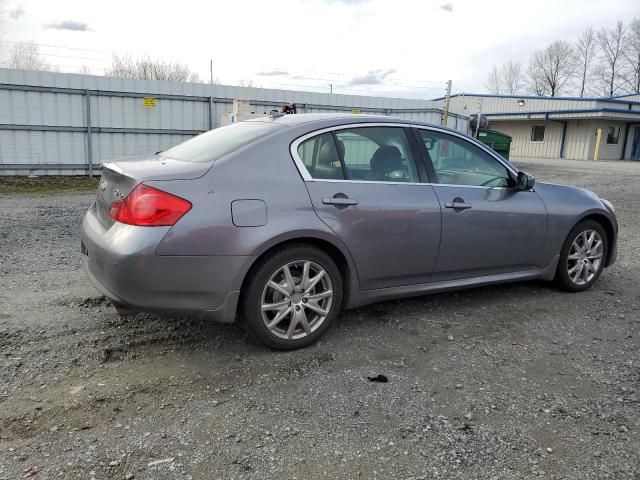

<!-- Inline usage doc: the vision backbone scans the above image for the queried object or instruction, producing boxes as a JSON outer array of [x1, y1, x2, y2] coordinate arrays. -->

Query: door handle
[[445, 200, 472, 210], [322, 197, 358, 207]]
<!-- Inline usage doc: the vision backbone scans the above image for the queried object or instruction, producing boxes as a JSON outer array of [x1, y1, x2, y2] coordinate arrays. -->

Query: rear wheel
[[241, 244, 343, 350], [555, 220, 608, 292]]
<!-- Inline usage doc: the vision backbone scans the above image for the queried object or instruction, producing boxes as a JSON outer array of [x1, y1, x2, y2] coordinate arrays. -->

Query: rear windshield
[[161, 122, 280, 163]]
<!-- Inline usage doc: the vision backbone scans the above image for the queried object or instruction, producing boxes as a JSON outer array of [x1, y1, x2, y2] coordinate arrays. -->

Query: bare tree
[[575, 26, 597, 97], [596, 21, 627, 97], [486, 65, 501, 94], [4, 41, 52, 70], [526, 61, 549, 95], [624, 17, 640, 93], [526, 40, 576, 96], [106, 54, 201, 83], [502, 61, 523, 94]]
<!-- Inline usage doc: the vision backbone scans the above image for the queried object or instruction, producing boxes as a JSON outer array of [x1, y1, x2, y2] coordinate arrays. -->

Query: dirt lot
[[1, 160, 638, 479]]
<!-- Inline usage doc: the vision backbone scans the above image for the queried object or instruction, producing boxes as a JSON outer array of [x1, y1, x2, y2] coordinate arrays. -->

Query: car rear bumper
[[80, 204, 252, 323]]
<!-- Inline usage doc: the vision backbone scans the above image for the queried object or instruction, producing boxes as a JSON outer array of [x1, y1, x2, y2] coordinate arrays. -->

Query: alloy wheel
[[567, 229, 603, 286], [260, 260, 333, 340]]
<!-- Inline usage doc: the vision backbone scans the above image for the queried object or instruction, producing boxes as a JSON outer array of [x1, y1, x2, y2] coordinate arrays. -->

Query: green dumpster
[[476, 128, 512, 160]]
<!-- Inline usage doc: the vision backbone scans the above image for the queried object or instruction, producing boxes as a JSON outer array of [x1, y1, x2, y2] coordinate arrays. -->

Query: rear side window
[[163, 122, 280, 163], [296, 126, 419, 183], [335, 127, 418, 182], [297, 133, 345, 180]]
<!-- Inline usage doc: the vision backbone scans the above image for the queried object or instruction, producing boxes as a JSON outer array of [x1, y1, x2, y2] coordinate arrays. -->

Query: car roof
[[246, 112, 461, 133], [246, 112, 411, 126]]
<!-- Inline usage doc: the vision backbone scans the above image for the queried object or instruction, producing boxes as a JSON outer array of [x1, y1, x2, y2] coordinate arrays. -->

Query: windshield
[[162, 122, 281, 163]]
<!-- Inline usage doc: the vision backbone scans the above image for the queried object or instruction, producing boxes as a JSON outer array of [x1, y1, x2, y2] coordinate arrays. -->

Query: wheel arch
[[239, 233, 360, 312], [576, 212, 616, 267]]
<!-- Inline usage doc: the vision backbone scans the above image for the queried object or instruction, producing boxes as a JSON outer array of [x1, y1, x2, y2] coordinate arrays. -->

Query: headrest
[[370, 146, 403, 175]]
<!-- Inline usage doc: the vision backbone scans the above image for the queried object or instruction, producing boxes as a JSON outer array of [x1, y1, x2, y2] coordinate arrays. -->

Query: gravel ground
[[1, 159, 639, 479]]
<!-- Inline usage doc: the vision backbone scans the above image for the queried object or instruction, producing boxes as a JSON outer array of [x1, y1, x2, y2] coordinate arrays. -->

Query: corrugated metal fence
[[0, 68, 469, 175]]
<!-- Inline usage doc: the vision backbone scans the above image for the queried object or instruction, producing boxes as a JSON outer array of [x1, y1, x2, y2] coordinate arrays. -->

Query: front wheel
[[555, 220, 608, 292], [241, 244, 343, 350]]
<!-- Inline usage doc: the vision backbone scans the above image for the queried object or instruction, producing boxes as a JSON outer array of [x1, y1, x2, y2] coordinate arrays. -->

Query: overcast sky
[[1, 0, 638, 98]]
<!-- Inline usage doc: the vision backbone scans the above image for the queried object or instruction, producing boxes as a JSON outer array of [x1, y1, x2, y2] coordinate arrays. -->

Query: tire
[[241, 244, 343, 350], [555, 219, 608, 292]]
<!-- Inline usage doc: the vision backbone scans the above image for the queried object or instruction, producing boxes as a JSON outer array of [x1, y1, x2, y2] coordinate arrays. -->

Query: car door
[[293, 125, 442, 290], [414, 128, 548, 281]]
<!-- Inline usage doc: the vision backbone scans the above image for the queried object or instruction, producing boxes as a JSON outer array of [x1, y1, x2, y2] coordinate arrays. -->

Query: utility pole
[[210, 59, 214, 86], [329, 83, 333, 94], [441, 79, 452, 126], [475, 97, 483, 138]]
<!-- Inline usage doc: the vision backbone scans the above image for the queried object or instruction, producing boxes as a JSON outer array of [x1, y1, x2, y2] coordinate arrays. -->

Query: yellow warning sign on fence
[[143, 97, 157, 108], [351, 108, 361, 114]]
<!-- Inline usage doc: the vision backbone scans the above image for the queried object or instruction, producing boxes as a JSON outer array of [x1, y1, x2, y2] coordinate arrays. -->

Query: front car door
[[292, 124, 441, 290], [414, 128, 548, 281]]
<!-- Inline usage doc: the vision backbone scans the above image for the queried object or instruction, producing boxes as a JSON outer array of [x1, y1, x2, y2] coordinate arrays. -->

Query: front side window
[[531, 125, 545, 142], [163, 121, 281, 163], [418, 130, 511, 188], [296, 127, 419, 183], [607, 125, 620, 144]]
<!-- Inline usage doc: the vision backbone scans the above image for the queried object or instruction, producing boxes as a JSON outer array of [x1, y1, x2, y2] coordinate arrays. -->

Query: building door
[[631, 127, 640, 161]]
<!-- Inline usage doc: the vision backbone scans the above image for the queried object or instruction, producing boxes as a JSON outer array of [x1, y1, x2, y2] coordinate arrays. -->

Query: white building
[[439, 93, 640, 161]]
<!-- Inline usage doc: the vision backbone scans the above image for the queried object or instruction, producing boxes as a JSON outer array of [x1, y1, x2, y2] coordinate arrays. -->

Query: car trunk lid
[[95, 156, 210, 229]]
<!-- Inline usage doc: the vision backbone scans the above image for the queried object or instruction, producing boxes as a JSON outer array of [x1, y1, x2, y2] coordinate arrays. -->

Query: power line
[[0, 39, 113, 54]]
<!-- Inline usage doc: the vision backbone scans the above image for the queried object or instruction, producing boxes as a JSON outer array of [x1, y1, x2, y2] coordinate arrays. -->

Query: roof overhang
[[484, 108, 640, 122]]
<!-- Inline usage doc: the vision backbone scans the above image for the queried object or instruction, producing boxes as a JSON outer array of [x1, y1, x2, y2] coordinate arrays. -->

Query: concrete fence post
[[85, 89, 93, 177]]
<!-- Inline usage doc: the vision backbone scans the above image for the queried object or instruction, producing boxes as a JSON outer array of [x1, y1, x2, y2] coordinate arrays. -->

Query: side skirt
[[354, 256, 559, 308]]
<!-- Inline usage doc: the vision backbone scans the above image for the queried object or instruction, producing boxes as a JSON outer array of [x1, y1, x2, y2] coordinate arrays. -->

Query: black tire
[[555, 219, 608, 292], [241, 244, 343, 350]]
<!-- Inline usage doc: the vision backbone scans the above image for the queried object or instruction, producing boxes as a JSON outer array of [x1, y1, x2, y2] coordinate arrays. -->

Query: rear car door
[[293, 125, 441, 290], [414, 128, 548, 281]]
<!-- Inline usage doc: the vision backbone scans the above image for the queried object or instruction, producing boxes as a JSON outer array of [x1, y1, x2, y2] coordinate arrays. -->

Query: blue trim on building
[[432, 92, 640, 107], [482, 107, 640, 118]]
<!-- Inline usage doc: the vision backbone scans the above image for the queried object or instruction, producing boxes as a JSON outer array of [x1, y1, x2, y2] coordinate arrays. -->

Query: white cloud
[[257, 69, 289, 76], [3, 0, 638, 96], [45, 20, 91, 31], [9, 6, 26, 20], [349, 68, 396, 85]]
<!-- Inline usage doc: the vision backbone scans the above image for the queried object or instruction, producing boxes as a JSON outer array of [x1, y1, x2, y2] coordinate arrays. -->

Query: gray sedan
[[81, 114, 618, 349]]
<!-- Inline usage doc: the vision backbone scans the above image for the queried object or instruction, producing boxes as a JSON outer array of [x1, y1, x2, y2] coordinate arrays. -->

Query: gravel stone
[[1, 159, 639, 479]]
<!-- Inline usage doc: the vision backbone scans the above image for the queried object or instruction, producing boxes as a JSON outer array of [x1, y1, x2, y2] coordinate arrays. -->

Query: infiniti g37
[[81, 114, 618, 349]]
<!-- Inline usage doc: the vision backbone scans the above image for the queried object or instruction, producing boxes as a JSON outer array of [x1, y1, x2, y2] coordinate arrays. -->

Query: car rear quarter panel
[[534, 182, 617, 264], [152, 131, 361, 302]]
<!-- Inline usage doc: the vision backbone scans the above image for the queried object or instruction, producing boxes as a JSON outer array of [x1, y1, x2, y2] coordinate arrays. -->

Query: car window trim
[[330, 131, 351, 180], [290, 122, 518, 188]]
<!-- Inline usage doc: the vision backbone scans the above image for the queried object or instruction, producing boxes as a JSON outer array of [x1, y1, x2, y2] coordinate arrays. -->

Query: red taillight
[[108, 184, 192, 227]]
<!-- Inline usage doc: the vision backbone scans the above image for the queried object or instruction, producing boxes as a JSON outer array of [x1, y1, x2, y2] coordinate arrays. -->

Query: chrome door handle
[[445, 201, 472, 210], [322, 197, 358, 206]]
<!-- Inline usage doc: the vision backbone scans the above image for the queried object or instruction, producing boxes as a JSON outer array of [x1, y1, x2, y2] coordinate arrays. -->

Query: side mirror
[[515, 171, 535, 191]]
